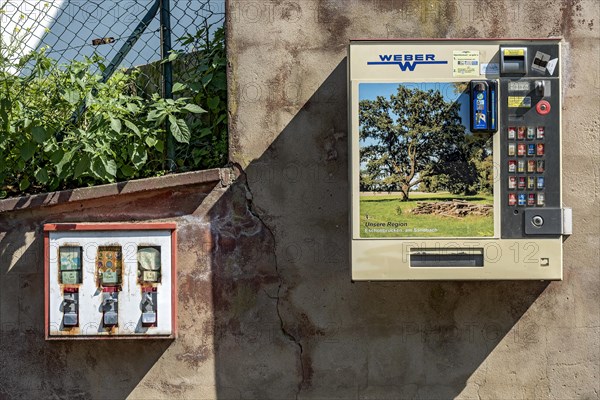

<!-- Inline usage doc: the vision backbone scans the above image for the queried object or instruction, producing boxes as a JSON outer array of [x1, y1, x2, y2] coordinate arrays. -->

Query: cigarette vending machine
[[349, 39, 571, 280]]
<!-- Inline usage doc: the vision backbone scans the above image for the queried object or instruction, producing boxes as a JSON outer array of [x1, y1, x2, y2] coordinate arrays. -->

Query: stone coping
[[0, 168, 228, 214]]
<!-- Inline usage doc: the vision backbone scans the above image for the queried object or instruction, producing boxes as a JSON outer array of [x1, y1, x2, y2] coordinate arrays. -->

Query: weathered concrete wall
[[0, 0, 598, 399], [226, 0, 599, 399]]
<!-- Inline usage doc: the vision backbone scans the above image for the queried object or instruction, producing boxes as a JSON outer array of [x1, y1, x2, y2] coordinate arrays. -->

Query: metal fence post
[[160, 0, 175, 171]]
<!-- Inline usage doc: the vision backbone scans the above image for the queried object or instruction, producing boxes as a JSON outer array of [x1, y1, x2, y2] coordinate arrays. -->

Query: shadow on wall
[[0, 184, 215, 399], [208, 59, 550, 399]]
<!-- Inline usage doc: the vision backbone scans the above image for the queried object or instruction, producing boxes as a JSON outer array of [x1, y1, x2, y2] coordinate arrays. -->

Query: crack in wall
[[232, 163, 307, 399]]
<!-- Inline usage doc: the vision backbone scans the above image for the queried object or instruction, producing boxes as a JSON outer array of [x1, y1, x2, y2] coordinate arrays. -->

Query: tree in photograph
[[359, 85, 473, 201]]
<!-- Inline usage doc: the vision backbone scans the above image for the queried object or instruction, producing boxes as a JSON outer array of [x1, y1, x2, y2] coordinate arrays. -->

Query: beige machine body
[[349, 39, 571, 280]]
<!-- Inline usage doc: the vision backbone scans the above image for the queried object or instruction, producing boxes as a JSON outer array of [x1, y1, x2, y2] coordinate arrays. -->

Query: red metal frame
[[44, 222, 177, 340]]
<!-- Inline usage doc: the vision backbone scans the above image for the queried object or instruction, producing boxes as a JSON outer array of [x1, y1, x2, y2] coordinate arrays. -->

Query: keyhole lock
[[532, 215, 544, 227]]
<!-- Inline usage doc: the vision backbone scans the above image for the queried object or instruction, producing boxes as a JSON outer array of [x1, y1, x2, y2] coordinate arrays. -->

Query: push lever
[[141, 292, 157, 326], [102, 292, 118, 326], [63, 293, 78, 327]]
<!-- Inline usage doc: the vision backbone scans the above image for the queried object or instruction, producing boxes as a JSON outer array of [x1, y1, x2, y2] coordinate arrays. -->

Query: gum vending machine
[[45, 223, 177, 339], [349, 39, 571, 280]]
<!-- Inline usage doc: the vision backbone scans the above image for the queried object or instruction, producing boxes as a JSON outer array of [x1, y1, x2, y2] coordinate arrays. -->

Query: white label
[[546, 58, 558, 75], [508, 81, 531, 92], [453, 50, 480, 77], [480, 63, 499, 75]]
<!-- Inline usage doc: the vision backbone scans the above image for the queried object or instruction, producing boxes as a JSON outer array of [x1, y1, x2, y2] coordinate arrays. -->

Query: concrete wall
[[0, 0, 598, 399]]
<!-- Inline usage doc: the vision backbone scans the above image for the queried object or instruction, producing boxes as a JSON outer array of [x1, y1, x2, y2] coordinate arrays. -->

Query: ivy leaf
[[63, 89, 80, 105], [91, 157, 105, 179], [123, 119, 140, 135], [103, 158, 117, 178], [131, 145, 147, 168], [121, 165, 135, 177], [56, 150, 74, 177], [19, 177, 30, 191], [20, 142, 36, 161], [145, 136, 158, 147], [172, 82, 186, 93], [166, 51, 178, 62], [199, 128, 212, 138], [50, 149, 64, 164], [32, 126, 47, 143], [35, 168, 49, 183], [126, 103, 140, 113], [110, 118, 122, 133], [147, 109, 161, 121], [168, 115, 190, 143], [74, 154, 90, 178], [212, 73, 226, 91], [183, 104, 207, 114], [201, 73, 213, 87], [207, 96, 220, 110]]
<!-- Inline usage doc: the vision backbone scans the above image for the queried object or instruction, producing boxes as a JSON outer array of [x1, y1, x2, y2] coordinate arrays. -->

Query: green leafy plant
[[173, 25, 227, 169], [0, 23, 227, 199]]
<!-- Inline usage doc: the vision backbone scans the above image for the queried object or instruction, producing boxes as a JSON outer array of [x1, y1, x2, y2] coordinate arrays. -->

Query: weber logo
[[367, 54, 448, 71]]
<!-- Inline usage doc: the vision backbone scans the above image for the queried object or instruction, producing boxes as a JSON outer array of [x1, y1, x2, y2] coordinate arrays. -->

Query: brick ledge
[[0, 168, 227, 214]]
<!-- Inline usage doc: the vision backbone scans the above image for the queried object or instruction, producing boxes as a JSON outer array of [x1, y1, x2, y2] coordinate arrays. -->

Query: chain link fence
[[1, 0, 224, 93], [0, 0, 227, 197]]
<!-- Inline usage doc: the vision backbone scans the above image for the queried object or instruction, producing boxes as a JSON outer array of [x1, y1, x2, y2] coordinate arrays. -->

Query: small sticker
[[517, 126, 526, 140], [518, 160, 525, 173], [518, 193, 526, 206], [537, 126, 545, 139], [508, 126, 516, 139], [453, 50, 480, 77], [518, 143, 526, 156], [61, 271, 80, 285], [532, 51, 551, 73], [528, 193, 536, 206], [537, 176, 545, 189], [527, 144, 535, 156], [102, 270, 118, 284], [508, 96, 532, 108], [528, 160, 536, 173], [480, 62, 499, 75], [504, 49, 525, 56], [518, 177, 526, 189], [508, 160, 517, 173], [509, 193, 517, 206], [509, 176, 517, 189], [528, 176, 536, 189], [537, 143, 545, 156], [537, 192, 545, 206], [527, 127, 535, 140], [546, 58, 558, 75], [143, 271, 159, 282], [508, 143, 516, 156], [537, 160, 545, 173], [508, 81, 531, 92]]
